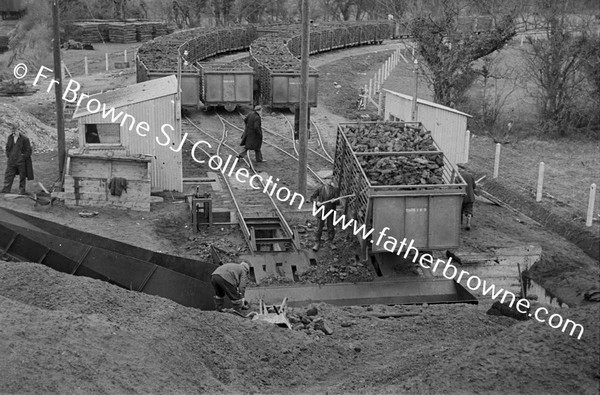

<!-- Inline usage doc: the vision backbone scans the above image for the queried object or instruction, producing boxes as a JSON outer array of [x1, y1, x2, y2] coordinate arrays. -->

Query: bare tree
[[410, 0, 517, 107], [475, 54, 520, 141], [521, 0, 596, 135]]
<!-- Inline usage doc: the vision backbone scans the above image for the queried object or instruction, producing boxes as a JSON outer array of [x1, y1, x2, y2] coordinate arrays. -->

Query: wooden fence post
[[124, 49, 127, 63], [105, 53, 109, 71], [493, 143, 501, 179], [536, 162, 544, 201], [587, 183, 597, 227]]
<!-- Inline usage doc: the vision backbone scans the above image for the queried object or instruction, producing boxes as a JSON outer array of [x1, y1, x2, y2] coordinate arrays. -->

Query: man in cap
[[309, 174, 341, 251], [2, 125, 34, 195], [211, 261, 250, 312], [237, 106, 265, 163]]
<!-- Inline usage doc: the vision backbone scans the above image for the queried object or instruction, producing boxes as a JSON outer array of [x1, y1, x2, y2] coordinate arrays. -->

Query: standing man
[[253, 79, 261, 107], [2, 125, 34, 195], [237, 106, 264, 163], [211, 262, 250, 312], [310, 175, 340, 251], [459, 170, 476, 230]]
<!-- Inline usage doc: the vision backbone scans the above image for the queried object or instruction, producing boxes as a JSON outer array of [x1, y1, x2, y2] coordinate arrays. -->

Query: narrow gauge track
[[279, 113, 335, 164], [183, 115, 300, 254], [217, 113, 325, 185]]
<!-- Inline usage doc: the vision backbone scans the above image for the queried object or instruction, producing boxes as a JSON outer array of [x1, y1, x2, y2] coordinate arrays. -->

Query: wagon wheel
[[224, 104, 236, 112]]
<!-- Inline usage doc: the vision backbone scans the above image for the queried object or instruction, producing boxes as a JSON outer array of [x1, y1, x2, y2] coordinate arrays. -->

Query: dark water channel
[[523, 276, 569, 308]]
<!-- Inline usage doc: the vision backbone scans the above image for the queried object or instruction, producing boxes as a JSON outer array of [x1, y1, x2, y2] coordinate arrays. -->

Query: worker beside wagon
[[309, 175, 341, 251], [237, 106, 265, 163], [211, 262, 250, 312], [458, 170, 477, 230]]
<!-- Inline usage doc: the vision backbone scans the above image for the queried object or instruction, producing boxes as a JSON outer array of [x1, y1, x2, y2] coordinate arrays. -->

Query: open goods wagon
[[0, 0, 26, 19], [333, 121, 466, 260], [136, 63, 202, 108], [198, 62, 254, 110], [249, 33, 319, 110]]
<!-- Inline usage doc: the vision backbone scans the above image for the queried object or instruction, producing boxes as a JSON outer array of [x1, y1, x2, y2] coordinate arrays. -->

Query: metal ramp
[[246, 278, 478, 307]]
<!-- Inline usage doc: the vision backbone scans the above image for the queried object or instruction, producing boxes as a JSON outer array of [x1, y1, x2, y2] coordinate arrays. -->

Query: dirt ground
[[0, 37, 599, 394]]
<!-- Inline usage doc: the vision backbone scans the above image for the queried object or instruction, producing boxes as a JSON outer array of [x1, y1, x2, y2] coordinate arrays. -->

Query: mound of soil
[[0, 260, 597, 394], [0, 102, 77, 153]]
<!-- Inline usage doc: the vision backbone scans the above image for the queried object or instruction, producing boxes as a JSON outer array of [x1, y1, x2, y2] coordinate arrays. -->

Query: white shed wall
[[77, 94, 182, 192], [384, 92, 469, 166]]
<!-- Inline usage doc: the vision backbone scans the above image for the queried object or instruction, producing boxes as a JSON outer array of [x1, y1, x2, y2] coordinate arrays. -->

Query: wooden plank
[[70, 158, 111, 178], [112, 160, 149, 179]]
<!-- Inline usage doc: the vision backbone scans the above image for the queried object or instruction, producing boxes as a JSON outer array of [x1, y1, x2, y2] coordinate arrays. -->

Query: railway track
[[278, 112, 335, 164], [182, 115, 301, 254], [216, 112, 326, 186]]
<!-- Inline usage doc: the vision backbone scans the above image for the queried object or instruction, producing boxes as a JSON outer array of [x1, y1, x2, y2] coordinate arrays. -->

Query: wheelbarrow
[[224, 297, 292, 329], [251, 298, 292, 329]]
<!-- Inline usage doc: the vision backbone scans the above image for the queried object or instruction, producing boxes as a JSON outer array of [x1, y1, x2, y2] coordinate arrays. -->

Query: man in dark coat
[[237, 106, 264, 163], [2, 125, 34, 195], [309, 175, 341, 251], [459, 170, 476, 230]]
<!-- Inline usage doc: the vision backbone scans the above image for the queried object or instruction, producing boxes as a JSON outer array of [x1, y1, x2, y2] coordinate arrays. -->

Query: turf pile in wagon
[[340, 122, 446, 186]]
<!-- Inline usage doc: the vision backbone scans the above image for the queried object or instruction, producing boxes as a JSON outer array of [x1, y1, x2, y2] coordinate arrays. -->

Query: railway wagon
[[270, 72, 318, 109], [333, 121, 466, 265], [249, 33, 319, 110], [198, 62, 254, 111], [0, 0, 26, 19]]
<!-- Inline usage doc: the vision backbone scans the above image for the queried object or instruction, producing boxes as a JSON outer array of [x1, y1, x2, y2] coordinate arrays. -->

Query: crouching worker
[[211, 262, 250, 312]]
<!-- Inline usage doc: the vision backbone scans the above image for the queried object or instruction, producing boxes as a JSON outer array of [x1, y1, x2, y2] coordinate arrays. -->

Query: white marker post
[[587, 183, 596, 227], [493, 143, 501, 179], [84, 56, 88, 75], [105, 53, 109, 71], [536, 162, 545, 202], [124, 49, 127, 63]]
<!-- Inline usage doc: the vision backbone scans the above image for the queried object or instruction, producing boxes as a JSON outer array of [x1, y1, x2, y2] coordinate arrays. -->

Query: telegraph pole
[[411, 58, 418, 121], [52, 0, 65, 179], [298, 0, 310, 197]]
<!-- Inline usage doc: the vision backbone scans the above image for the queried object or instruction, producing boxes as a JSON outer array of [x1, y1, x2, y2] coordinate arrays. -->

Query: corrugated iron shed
[[73, 75, 178, 118]]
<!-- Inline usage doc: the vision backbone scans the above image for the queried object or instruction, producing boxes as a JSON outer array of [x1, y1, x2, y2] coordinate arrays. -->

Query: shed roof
[[73, 75, 177, 119], [383, 89, 472, 118]]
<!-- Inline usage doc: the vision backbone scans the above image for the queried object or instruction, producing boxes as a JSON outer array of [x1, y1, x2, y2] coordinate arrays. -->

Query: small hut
[[64, 76, 182, 211]]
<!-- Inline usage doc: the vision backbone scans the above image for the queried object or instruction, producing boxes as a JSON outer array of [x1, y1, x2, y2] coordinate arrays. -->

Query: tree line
[[5, 0, 600, 137]]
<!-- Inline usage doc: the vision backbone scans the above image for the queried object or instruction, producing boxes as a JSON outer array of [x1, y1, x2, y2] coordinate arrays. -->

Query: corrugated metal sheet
[[384, 90, 470, 166], [73, 76, 178, 119], [75, 92, 182, 192]]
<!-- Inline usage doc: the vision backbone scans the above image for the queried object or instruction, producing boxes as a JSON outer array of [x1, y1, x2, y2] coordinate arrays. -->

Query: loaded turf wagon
[[333, 121, 468, 270]]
